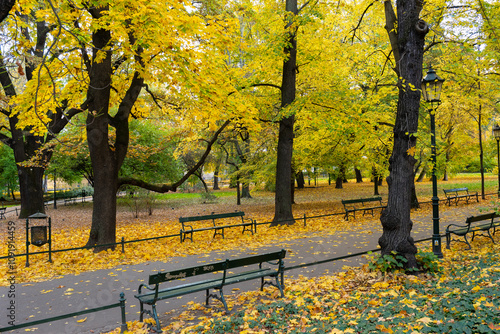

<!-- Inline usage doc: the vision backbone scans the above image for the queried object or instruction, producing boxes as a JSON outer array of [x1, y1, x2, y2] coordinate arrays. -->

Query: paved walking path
[[0, 201, 492, 334]]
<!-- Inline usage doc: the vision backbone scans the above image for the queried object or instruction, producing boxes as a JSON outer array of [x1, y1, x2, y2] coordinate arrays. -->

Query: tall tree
[[272, 0, 298, 225], [379, 0, 429, 268], [0, 10, 81, 217]]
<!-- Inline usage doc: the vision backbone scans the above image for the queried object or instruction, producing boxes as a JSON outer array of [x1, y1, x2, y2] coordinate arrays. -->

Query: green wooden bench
[[179, 211, 255, 242], [446, 212, 499, 250], [135, 249, 286, 332], [341, 196, 385, 220], [443, 187, 478, 206]]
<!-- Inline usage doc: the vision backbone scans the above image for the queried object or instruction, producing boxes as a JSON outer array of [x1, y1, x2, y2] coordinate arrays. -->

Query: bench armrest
[[138, 283, 156, 294], [446, 223, 467, 231]]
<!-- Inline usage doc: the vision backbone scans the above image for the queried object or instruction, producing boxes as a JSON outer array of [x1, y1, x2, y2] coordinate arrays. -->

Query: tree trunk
[[17, 166, 46, 217], [0, 0, 15, 23], [236, 176, 241, 205], [271, 0, 297, 226], [213, 165, 220, 190], [296, 170, 305, 188], [478, 109, 485, 199], [416, 164, 427, 182], [355, 168, 363, 183], [380, 0, 428, 269], [85, 16, 117, 250], [335, 176, 343, 189], [442, 150, 449, 181], [241, 184, 252, 198]]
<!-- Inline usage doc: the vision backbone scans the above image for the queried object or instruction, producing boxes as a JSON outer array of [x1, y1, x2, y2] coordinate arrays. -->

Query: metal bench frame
[[443, 187, 478, 206], [135, 249, 286, 333], [179, 211, 255, 242], [341, 196, 385, 220], [446, 212, 499, 250]]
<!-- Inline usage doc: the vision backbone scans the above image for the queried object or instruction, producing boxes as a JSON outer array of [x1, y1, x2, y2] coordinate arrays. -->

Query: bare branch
[[118, 120, 231, 191], [348, 1, 375, 44]]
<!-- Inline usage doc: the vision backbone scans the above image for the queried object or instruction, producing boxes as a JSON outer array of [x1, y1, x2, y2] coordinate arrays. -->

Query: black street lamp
[[421, 67, 445, 259], [493, 124, 500, 198]]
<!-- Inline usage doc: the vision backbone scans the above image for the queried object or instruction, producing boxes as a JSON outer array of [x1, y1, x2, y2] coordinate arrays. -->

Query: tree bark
[[380, 0, 428, 269], [213, 164, 220, 190], [85, 16, 117, 250], [478, 108, 485, 199], [271, 0, 297, 226], [296, 170, 305, 188], [0, 0, 14, 23], [355, 168, 363, 183]]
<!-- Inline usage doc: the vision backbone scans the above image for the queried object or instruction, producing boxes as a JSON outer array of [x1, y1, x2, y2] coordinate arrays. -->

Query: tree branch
[[117, 120, 231, 191], [348, 1, 375, 44], [384, 0, 400, 75]]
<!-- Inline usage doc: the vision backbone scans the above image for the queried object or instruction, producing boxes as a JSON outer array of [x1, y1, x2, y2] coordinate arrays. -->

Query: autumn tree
[[0, 7, 83, 217], [4, 0, 243, 249], [377, 0, 430, 268]]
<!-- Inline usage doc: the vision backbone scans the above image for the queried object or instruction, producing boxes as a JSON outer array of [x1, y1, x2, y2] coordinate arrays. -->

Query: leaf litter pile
[[108, 239, 500, 334]]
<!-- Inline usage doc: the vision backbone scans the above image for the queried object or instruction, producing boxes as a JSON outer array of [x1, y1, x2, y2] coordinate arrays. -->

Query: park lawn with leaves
[[105, 238, 500, 334], [0, 177, 497, 286]]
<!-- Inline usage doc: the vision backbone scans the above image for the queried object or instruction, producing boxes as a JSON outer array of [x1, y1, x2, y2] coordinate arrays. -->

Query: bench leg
[[206, 288, 228, 312], [151, 305, 162, 333], [446, 232, 451, 249], [463, 235, 471, 250]]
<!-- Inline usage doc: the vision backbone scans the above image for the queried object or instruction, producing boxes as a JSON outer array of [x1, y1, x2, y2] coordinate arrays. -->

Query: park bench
[[179, 211, 255, 242], [445, 212, 499, 250], [442, 187, 478, 206], [135, 249, 286, 333], [341, 196, 386, 220], [0, 207, 5, 219]]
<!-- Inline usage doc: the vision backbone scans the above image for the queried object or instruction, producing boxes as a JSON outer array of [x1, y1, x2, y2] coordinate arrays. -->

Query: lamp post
[[493, 124, 500, 198], [421, 67, 445, 259]]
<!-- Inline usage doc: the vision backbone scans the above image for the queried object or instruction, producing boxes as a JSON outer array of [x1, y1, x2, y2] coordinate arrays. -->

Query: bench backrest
[[443, 187, 468, 194], [465, 212, 495, 224], [342, 196, 382, 205], [148, 249, 286, 285], [226, 249, 286, 270], [149, 260, 227, 285], [179, 211, 245, 223]]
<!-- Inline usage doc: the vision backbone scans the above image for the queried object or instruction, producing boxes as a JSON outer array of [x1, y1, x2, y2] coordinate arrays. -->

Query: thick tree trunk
[[85, 18, 116, 250], [380, 0, 428, 269], [296, 170, 305, 188], [355, 168, 363, 183], [271, 0, 297, 226], [335, 176, 343, 189], [17, 166, 46, 218]]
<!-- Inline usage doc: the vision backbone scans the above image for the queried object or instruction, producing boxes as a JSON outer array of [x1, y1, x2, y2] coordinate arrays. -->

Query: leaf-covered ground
[[106, 238, 500, 334], [2, 177, 499, 334], [1, 178, 491, 286]]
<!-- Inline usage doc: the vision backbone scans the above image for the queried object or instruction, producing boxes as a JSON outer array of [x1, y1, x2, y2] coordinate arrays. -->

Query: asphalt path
[[0, 202, 488, 334]]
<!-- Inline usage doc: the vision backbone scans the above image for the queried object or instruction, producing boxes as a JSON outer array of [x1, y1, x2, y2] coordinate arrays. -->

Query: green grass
[[154, 190, 234, 200]]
